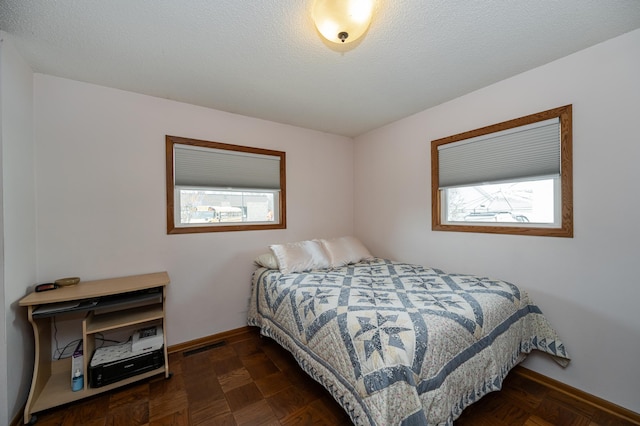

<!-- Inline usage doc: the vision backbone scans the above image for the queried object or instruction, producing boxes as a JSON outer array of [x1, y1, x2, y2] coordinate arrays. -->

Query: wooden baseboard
[[167, 326, 255, 354], [513, 365, 640, 425]]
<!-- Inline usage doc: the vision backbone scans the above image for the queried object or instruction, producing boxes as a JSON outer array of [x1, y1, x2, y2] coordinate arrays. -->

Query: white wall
[[0, 33, 37, 424], [33, 75, 355, 345], [354, 29, 640, 412]]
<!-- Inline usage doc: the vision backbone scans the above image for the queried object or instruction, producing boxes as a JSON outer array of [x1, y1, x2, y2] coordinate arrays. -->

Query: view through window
[[177, 189, 276, 225], [444, 178, 556, 225]]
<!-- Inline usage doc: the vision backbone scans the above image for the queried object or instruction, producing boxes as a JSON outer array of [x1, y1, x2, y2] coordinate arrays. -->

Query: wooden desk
[[19, 272, 170, 425]]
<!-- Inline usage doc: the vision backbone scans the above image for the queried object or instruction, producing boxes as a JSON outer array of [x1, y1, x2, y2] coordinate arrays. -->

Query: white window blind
[[437, 118, 560, 188], [174, 144, 281, 190]]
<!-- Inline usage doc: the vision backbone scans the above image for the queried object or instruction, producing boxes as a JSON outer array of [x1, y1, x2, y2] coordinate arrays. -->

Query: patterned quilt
[[248, 258, 569, 425]]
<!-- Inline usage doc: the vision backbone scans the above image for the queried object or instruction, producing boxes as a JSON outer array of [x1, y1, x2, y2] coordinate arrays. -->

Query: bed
[[248, 238, 569, 425]]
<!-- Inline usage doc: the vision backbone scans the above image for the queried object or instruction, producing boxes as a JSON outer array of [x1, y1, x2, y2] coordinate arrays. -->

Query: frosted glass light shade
[[312, 0, 375, 44]]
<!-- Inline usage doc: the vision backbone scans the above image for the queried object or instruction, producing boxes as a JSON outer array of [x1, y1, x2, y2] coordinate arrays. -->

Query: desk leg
[[23, 310, 51, 425]]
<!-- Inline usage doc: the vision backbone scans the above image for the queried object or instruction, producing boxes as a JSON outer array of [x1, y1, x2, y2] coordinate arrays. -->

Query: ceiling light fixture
[[312, 0, 375, 44]]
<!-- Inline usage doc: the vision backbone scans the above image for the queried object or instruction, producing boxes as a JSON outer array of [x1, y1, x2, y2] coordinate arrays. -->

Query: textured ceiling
[[1, 1, 640, 137]]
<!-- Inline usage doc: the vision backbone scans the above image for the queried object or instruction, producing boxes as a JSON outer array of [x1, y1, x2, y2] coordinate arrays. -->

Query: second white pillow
[[270, 240, 331, 274], [320, 236, 373, 268]]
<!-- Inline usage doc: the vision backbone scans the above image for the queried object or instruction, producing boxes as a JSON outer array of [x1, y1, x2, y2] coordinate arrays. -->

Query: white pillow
[[254, 253, 279, 269], [320, 236, 373, 268], [269, 240, 331, 274]]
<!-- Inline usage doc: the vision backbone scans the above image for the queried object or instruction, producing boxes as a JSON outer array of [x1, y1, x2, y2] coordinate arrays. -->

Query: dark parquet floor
[[31, 328, 637, 426]]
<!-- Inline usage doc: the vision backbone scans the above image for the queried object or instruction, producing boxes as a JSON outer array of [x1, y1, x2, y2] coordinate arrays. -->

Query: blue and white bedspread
[[248, 258, 569, 425]]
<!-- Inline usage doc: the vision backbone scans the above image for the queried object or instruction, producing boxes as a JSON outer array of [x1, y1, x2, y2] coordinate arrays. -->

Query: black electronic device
[[35, 283, 59, 292], [89, 341, 164, 388]]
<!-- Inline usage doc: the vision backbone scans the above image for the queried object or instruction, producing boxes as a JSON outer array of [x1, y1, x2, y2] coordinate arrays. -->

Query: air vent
[[183, 341, 226, 357]]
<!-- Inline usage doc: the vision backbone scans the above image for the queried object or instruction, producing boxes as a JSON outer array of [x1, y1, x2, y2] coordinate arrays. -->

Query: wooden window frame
[[166, 135, 286, 234], [431, 105, 573, 237]]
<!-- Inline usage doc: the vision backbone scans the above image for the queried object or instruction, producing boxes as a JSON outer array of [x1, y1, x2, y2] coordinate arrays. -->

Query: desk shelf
[[19, 272, 170, 425], [85, 304, 164, 334]]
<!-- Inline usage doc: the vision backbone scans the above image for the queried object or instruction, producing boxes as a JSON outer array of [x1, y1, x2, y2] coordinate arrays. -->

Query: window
[[166, 135, 286, 234], [431, 105, 573, 237]]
